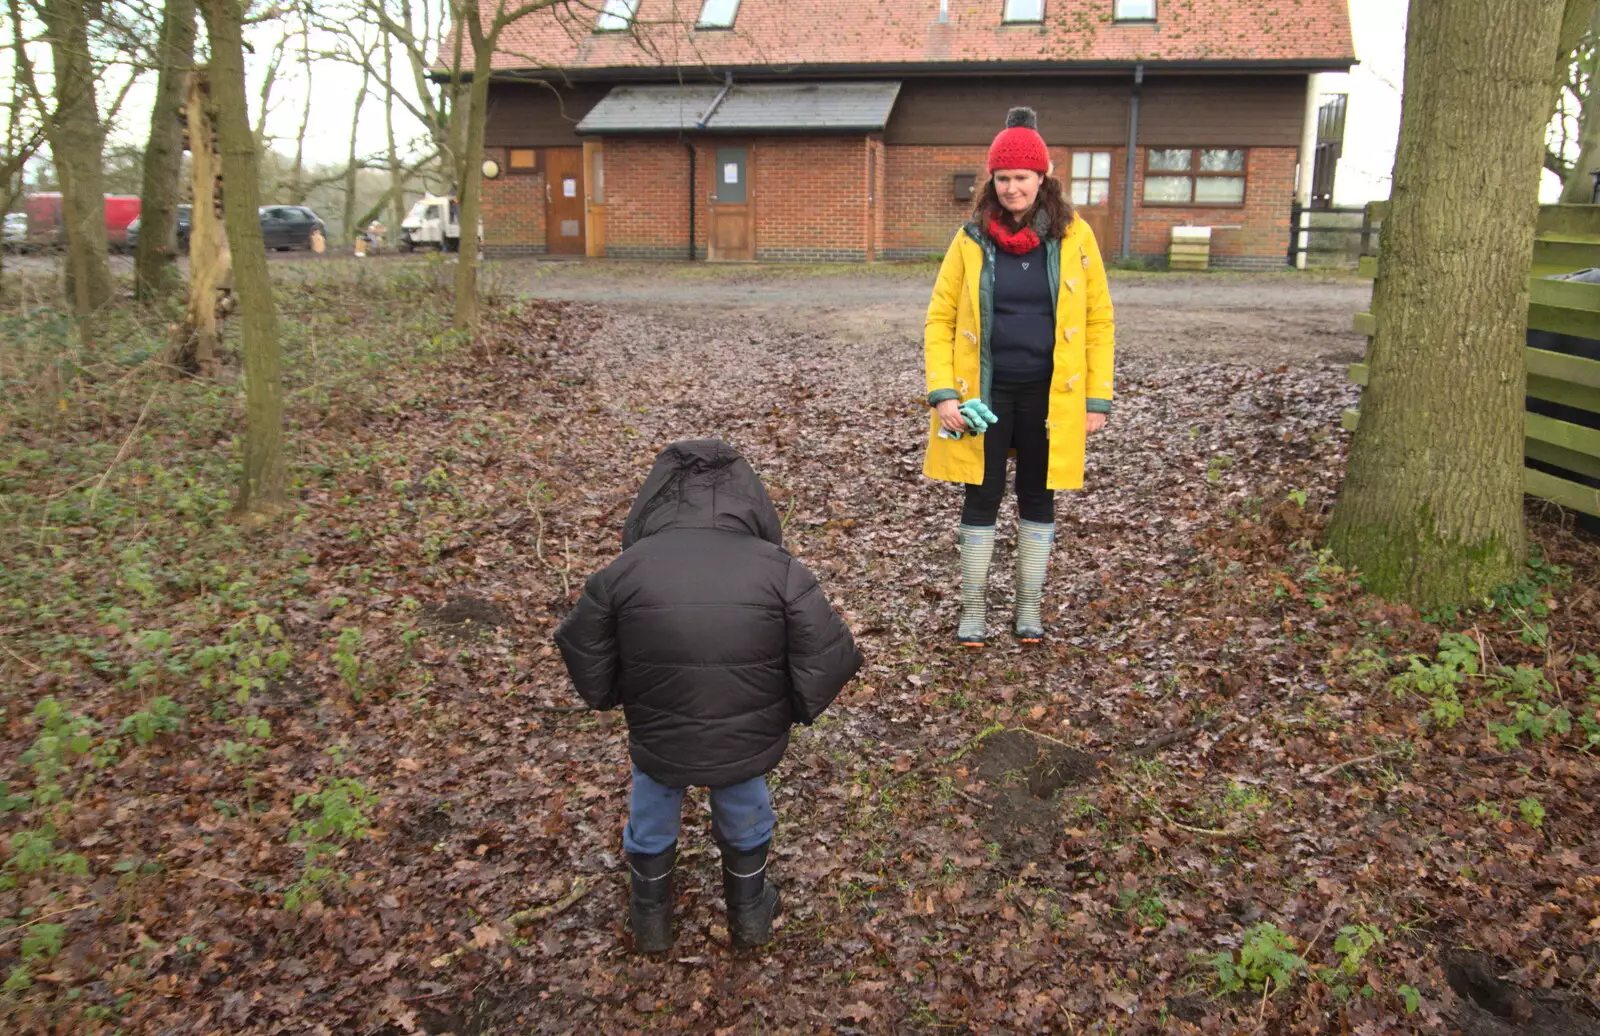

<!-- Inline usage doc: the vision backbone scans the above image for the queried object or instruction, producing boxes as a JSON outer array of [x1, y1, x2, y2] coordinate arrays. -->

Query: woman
[[923, 107, 1115, 649]]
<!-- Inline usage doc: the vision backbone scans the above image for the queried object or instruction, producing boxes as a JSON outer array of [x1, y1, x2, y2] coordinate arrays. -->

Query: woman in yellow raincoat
[[923, 107, 1115, 649]]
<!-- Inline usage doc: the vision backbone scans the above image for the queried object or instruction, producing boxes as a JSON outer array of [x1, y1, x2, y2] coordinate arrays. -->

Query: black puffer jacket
[[554, 440, 863, 788]]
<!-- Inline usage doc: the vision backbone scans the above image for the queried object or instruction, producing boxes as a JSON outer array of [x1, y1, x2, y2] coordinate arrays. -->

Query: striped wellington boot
[[957, 524, 996, 649]]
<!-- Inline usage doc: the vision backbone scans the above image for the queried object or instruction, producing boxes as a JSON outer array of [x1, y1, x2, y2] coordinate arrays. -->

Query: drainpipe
[[685, 139, 696, 260], [1294, 73, 1321, 270], [688, 73, 734, 262], [697, 71, 734, 129], [1120, 62, 1143, 261]]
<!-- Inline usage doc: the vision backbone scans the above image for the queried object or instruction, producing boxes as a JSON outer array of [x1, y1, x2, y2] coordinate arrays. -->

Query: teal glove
[[960, 400, 998, 434]]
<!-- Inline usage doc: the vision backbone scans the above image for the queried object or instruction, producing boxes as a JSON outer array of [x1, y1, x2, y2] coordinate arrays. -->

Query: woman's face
[[992, 169, 1042, 219]]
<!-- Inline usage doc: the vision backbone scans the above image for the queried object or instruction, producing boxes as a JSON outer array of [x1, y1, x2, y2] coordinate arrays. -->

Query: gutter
[[436, 57, 1358, 84], [1120, 62, 1143, 260]]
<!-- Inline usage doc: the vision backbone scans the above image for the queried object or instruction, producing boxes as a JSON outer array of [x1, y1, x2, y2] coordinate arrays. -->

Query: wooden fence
[[1348, 201, 1600, 518]]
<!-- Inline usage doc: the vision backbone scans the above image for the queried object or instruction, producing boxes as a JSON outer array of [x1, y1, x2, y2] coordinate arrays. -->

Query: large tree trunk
[[134, 0, 196, 301], [1327, 0, 1565, 610], [201, 0, 286, 514], [452, 1, 490, 333], [42, 0, 113, 315], [166, 70, 228, 378]]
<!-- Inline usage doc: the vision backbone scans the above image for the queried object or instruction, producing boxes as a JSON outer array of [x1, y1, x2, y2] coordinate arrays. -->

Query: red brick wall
[[603, 139, 694, 259], [1130, 146, 1296, 265], [882, 143, 1294, 264], [883, 145, 986, 257], [481, 147, 545, 254], [480, 138, 1296, 267], [748, 137, 870, 261]]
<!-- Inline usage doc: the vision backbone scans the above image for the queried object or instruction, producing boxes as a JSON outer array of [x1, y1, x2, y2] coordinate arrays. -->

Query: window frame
[[594, 0, 640, 33], [1112, 0, 1157, 23], [507, 147, 538, 175], [1069, 150, 1114, 208], [1001, 0, 1046, 25], [695, 0, 741, 30], [1141, 147, 1248, 208]]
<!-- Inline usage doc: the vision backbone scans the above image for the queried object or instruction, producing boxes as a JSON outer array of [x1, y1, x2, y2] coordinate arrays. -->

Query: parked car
[[258, 205, 324, 250], [124, 205, 192, 252], [3, 212, 26, 250]]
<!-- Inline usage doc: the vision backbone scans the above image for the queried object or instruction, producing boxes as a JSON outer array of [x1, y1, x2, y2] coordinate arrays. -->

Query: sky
[[97, 1, 1471, 208]]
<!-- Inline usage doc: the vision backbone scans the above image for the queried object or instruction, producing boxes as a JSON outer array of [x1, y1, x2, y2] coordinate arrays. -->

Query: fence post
[[1288, 202, 1301, 266], [1359, 206, 1373, 257]]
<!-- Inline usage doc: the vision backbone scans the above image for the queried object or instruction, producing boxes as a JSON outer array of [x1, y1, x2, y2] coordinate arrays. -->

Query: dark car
[[258, 205, 324, 250], [125, 205, 192, 252]]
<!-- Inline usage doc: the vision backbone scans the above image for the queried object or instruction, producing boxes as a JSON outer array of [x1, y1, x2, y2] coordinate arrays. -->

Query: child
[[555, 439, 862, 953]]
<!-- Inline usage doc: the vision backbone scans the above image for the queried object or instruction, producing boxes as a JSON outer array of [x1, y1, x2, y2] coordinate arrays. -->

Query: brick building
[[466, 0, 1355, 268]]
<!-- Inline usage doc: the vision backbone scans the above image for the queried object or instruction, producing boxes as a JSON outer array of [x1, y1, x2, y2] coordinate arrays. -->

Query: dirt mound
[[972, 729, 1099, 859]]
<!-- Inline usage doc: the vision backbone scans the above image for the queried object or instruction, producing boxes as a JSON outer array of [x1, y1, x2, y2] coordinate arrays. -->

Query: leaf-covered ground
[[1, 262, 1597, 1035]]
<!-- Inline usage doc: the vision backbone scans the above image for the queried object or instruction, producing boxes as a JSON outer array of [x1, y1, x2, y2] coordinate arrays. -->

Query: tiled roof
[[468, 0, 1356, 75], [575, 81, 904, 134]]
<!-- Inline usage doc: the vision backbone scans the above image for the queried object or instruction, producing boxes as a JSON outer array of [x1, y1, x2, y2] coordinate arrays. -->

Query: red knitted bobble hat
[[987, 107, 1050, 174]]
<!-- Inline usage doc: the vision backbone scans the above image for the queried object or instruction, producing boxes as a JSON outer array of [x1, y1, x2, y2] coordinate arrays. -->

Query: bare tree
[[1328, 0, 1585, 609], [32, 0, 114, 314], [134, 0, 196, 300], [199, 0, 286, 514], [167, 68, 227, 378]]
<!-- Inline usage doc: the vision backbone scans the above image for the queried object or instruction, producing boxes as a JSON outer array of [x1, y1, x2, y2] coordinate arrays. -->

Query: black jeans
[[960, 378, 1055, 526]]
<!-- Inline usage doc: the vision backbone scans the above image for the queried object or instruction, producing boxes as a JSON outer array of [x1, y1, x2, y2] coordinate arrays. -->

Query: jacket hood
[[623, 439, 783, 549]]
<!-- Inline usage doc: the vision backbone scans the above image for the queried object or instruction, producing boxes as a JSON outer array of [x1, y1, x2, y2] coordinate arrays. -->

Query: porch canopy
[[575, 81, 903, 135]]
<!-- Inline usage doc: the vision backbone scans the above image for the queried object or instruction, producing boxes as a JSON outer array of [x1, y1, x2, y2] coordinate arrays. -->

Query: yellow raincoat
[[922, 218, 1115, 491]]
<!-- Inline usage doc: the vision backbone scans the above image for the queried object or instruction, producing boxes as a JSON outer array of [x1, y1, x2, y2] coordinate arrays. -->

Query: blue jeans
[[623, 765, 775, 855]]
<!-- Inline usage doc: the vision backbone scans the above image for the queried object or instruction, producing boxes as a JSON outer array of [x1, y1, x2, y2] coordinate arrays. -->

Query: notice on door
[[723, 163, 739, 184], [563, 178, 577, 198]]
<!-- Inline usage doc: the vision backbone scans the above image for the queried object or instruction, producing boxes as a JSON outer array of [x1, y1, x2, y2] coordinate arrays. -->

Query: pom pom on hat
[[987, 107, 1050, 174], [1004, 106, 1039, 130]]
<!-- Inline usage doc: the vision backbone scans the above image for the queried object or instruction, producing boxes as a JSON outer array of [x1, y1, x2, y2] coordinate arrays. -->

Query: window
[[595, 0, 639, 32], [1143, 148, 1246, 205], [1113, 0, 1156, 20], [697, 0, 740, 28], [508, 148, 537, 173], [1002, 0, 1045, 23], [1071, 151, 1112, 206]]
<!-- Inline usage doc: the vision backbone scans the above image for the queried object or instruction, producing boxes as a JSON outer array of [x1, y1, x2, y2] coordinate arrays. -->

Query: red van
[[23, 193, 142, 249]]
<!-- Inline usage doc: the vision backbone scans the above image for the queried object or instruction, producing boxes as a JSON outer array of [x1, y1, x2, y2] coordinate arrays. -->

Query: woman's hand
[[935, 399, 967, 434], [1086, 413, 1107, 434]]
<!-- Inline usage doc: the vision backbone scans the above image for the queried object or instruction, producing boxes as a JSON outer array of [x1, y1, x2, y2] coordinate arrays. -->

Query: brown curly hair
[[972, 172, 1076, 241]]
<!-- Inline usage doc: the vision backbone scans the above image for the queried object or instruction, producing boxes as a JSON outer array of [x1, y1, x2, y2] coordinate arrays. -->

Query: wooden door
[[544, 148, 586, 256], [583, 140, 606, 258], [1069, 150, 1114, 247], [708, 145, 754, 261]]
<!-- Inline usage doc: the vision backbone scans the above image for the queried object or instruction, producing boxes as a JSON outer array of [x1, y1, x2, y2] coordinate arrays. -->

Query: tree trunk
[[134, 0, 196, 301], [167, 70, 228, 379], [1327, 0, 1563, 610], [452, 2, 490, 333], [42, 0, 113, 315], [341, 64, 370, 246], [201, 0, 287, 515], [384, 32, 405, 232], [1560, 4, 1600, 201], [288, 20, 311, 203]]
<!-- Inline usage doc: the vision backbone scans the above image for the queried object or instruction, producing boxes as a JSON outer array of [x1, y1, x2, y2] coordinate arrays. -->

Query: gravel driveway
[[495, 259, 1372, 366]]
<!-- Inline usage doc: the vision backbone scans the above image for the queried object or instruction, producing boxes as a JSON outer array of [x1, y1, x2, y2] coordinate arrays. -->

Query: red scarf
[[988, 216, 1041, 255]]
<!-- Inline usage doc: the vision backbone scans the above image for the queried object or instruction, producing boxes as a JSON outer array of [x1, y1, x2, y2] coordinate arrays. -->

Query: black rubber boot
[[719, 840, 781, 950], [626, 843, 676, 954]]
